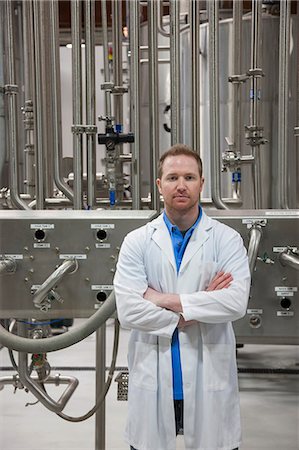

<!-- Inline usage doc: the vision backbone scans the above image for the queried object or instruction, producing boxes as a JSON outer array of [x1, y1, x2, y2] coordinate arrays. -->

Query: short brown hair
[[158, 144, 203, 178]]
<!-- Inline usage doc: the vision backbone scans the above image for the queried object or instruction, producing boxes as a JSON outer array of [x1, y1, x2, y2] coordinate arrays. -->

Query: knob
[[249, 315, 261, 329], [96, 291, 107, 302]]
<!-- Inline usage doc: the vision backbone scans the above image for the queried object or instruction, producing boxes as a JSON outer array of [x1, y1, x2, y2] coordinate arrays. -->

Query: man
[[114, 144, 251, 450]]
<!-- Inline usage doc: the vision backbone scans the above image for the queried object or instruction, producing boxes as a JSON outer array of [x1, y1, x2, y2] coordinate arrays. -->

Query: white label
[[34, 243, 50, 249], [31, 285, 41, 290], [0, 254, 23, 260], [275, 286, 298, 292], [277, 291, 294, 297], [277, 311, 294, 317], [242, 218, 267, 226], [273, 246, 297, 253], [30, 224, 54, 229], [266, 211, 299, 216], [247, 308, 263, 314], [59, 254, 87, 260], [90, 224, 115, 229], [95, 243, 111, 249], [91, 285, 113, 290]]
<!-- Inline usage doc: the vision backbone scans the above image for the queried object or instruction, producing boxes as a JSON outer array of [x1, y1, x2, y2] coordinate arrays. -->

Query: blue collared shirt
[[163, 206, 202, 399]]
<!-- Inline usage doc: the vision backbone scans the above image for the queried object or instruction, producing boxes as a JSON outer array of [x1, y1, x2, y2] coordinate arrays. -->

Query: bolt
[[24, 277, 29, 282], [85, 247, 90, 252], [29, 255, 34, 260], [55, 247, 60, 253], [85, 277, 90, 282], [24, 246, 29, 251]]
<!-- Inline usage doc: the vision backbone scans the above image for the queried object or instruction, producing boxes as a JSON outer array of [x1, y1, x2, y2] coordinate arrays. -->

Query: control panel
[[209, 210, 299, 344], [0, 210, 156, 319]]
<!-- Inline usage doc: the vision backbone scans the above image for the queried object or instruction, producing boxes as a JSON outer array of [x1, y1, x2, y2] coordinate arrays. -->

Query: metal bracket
[[247, 68, 264, 78], [71, 125, 86, 135], [245, 125, 268, 147], [228, 74, 249, 84], [111, 85, 128, 95], [294, 126, 299, 137], [85, 125, 98, 135], [4, 84, 18, 95]]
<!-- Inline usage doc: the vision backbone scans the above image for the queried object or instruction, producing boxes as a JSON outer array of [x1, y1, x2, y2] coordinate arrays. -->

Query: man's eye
[[185, 176, 194, 180], [168, 176, 177, 181]]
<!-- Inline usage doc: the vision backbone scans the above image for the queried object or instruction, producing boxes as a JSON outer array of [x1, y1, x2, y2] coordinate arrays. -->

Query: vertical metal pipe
[[85, 0, 96, 209], [277, 0, 291, 209], [49, 0, 73, 203], [71, 0, 83, 210], [22, 1, 35, 198], [40, 1, 54, 199], [232, 1, 242, 158], [130, 0, 141, 209], [95, 325, 106, 450], [112, 0, 123, 127], [148, 0, 160, 210], [191, 0, 200, 154], [32, 1, 45, 209], [169, 0, 181, 145], [4, 0, 29, 210], [208, 0, 228, 209], [250, 0, 263, 208], [101, 0, 112, 118]]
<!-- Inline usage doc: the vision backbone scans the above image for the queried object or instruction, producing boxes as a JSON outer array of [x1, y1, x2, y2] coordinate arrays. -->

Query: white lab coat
[[114, 211, 251, 450]]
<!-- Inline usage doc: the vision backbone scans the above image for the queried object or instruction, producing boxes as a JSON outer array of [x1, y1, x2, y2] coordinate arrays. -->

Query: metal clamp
[[245, 125, 268, 147], [228, 74, 249, 84], [4, 84, 18, 95], [247, 68, 264, 78], [71, 125, 86, 134], [294, 126, 299, 137], [85, 125, 98, 135]]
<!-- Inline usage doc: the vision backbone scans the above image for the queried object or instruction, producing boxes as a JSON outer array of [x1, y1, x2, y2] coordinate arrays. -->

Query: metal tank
[[139, 12, 299, 209]]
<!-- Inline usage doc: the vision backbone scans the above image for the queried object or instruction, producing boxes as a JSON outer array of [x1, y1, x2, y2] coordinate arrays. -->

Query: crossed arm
[[143, 271, 233, 329]]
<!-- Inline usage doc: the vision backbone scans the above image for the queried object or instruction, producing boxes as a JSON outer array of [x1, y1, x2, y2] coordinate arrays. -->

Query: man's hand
[[178, 315, 197, 329], [206, 271, 233, 291]]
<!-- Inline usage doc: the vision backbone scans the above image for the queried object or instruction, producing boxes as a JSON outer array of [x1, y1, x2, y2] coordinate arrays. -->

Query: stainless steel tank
[[139, 13, 299, 209]]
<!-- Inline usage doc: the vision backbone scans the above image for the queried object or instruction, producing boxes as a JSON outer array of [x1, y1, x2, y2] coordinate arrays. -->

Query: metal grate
[[115, 371, 129, 401]]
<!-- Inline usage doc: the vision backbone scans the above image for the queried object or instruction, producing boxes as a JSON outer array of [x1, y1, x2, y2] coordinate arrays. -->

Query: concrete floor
[[0, 319, 298, 450]]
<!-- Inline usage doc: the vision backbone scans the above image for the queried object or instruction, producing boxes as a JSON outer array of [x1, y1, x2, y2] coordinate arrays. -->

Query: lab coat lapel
[[179, 211, 212, 273], [150, 214, 177, 272]]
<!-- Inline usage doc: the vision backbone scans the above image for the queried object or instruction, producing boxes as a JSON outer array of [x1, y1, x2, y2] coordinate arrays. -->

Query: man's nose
[[177, 178, 186, 190]]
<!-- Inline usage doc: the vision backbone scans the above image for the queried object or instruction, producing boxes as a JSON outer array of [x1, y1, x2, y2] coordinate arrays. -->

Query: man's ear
[[156, 178, 162, 194], [200, 177, 204, 193]]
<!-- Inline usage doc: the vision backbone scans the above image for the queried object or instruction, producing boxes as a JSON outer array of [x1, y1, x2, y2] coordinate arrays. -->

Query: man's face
[[156, 155, 204, 214]]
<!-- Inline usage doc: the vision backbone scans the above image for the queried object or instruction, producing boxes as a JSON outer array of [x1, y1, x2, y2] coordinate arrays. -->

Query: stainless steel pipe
[[49, 0, 73, 203], [85, 0, 96, 209], [247, 224, 262, 275], [0, 258, 16, 275], [277, 0, 291, 209], [4, 1, 30, 210], [191, 0, 200, 154], [18, 351, 79, 413], [33, 258, 78, 308], [208, 0, 228, 209], [101, 0, 112, 118], [279, 248, 299, 271], [22, 1, 35, 198], [148, 0, 160, 210], [112, 0, 123, 127], [32, 1, 46, 209], [130, 0, 141, 209], [250, 0, 263, 209], [71, 0, 83, 210], [170, 0, 181, 145]]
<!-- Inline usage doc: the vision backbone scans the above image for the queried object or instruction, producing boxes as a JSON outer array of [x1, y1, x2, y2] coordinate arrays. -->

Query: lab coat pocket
[[202, 343, 232, 391], [130, 341, 158, 391]]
